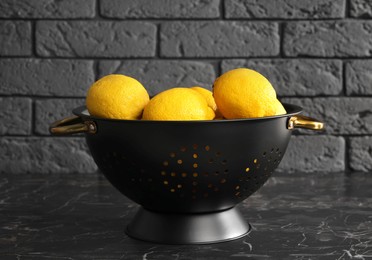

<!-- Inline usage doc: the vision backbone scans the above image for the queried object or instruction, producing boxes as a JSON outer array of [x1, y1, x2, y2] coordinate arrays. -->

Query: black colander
[[50, 103, 323, 244]]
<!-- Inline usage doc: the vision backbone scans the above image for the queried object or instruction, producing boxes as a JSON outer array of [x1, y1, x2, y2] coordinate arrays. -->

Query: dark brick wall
[[0, 0, 371, 174]]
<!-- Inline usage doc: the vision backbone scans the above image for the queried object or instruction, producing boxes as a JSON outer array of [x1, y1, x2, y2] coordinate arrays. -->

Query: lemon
[[86, 74, 149, 120], [191, 86, 223, 119], [142, 88, 215, 121], [190, 87, 216, 110], [273, 99, 287, 116], [213, 68, 285, 119]]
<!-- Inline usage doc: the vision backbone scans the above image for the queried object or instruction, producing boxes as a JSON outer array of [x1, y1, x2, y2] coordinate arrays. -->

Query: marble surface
[[1, 172, 372, 259]]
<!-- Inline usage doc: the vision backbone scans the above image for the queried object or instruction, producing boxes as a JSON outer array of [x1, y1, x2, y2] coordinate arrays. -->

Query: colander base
[[126, 206, 251, 244]]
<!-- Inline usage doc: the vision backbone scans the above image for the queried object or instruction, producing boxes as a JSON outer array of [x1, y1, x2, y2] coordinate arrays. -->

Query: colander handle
[[49, 116, 97, 135], [287, 115, 324, 130]]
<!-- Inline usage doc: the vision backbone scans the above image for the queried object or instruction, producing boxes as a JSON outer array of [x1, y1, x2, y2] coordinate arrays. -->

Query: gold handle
[[288, 115, 324, 130], [49, 116, 97, 135]]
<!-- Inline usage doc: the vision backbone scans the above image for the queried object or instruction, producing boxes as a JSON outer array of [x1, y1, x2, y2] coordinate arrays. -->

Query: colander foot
[[126, 206, 251, 244]]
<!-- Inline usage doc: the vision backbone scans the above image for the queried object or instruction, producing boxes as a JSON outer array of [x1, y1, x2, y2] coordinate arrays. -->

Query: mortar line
[[342, 61, 348, 96], [220, 0, 225, 19], [0, 17, 366, 22], [345, 0, 350, 18], [217, 60, 222, 76], [30, 98, 36, 137], [3, 56, 372, 60], [31, 20, 37, 57], [95, 0, 101, 19], [344, 136, 352, 174], [155, 23, 161, 58]]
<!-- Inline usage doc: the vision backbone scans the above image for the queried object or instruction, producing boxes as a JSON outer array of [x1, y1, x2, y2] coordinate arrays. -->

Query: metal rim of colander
[[72, 103, 303, 123]]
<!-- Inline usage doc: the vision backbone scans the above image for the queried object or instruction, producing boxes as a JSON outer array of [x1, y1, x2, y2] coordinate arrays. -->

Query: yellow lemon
[[273, 99, 287, 116], [86, 74, 149, 120], [142, 88, 215, 120], [213, 68, 286, 119], [191, 86, 223, 119], [190, 87, 217, 110]]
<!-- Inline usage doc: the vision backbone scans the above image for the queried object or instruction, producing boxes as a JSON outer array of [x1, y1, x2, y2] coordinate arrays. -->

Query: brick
[[225, 0, 344, 19], [282, 98, 372, 135], [0, 137, 97, 174], [0, 59, 94, 96], [0, 21, 31, 56], [283, 21, 372, 57], [278, 136, 345, 173], [222, 59, 342, 96], [346, 60, 372, 95], [35, 99, 85, 135], [0, 98, 32, 135], [100, 0, 219, 18], [350, 0, 372, 18], [160, 21, 279, 57], [36, 21, 156, 58], [350, 137, 372, 172], [0, 0, 95, 18], [99, 60, 216, 96]]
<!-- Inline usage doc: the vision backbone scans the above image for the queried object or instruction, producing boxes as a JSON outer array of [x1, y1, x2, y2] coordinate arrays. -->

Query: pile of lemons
[[86, 68, 286, 121]]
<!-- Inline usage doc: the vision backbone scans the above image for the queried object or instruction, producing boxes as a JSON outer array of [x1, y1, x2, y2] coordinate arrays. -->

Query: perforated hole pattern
[[98, 144, 284, 202]]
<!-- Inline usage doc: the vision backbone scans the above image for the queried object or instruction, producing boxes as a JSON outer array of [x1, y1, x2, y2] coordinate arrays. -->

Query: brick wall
[[1, 0, 371, 174]]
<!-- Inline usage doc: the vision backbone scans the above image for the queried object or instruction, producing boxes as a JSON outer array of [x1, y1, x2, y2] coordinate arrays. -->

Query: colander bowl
[[50, 103, 323, 244]]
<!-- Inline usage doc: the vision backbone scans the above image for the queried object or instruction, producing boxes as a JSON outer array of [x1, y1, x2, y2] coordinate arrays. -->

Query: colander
[[50, 103, 323, 244]]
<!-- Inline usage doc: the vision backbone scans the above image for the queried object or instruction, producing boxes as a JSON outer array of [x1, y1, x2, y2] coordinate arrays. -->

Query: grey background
[[0, 0, 371, 174]]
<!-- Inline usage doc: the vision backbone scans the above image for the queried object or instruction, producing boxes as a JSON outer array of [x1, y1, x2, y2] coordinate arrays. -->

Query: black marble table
[[1, 172, 372, 259]]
